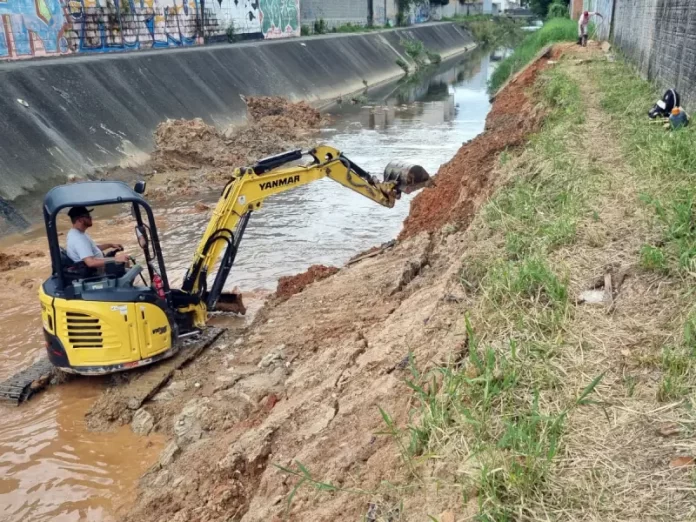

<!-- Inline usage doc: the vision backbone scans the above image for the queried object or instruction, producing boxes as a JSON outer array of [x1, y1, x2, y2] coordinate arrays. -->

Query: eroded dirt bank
[[117, 53, 552, 522]]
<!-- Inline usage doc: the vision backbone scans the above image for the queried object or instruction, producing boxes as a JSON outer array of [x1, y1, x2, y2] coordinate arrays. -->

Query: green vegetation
[[531, 0, 569, 18], [400, 38, 442, 71], [547, 0, 569, 19], [594, 59, 696, 278], [447, 14, 526, 48], [489, 18, 578, 94]]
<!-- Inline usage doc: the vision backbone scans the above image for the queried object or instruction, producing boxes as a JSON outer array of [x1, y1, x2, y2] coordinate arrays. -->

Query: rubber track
[[0, 358, 56, 405]]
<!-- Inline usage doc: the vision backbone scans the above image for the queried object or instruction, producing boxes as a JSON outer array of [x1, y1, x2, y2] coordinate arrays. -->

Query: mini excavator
[[37, 145, 428, 375]]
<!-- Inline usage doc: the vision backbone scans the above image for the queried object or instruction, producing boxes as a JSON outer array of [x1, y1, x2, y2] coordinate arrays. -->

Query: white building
[[492, 0, 521, 12]]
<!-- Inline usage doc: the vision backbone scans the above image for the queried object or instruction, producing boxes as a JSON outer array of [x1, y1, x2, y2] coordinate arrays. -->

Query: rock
[[174, 398, 210, 447], [440, 511, 456, 522], [303, 402, 337, 438], [160, 441, 181, 467], [577, 289, 605, 305], [131, 408, 155, 436], [258, 347, 285, 368], [152, 469, 171, 488], [669, 456, 695, 468]]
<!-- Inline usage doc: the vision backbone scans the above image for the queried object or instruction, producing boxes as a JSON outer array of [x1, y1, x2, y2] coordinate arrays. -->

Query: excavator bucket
[[383, 161, 431, 194], [213, 292, 247, 315]]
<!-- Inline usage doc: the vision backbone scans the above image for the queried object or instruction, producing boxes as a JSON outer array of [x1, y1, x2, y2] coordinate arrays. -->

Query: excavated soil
[[275, 265, 339, 301], [399, 56, 551, 239], [125, 97, 325, 200], [120, 54, 553, 522], [0, 252, 30, 271]]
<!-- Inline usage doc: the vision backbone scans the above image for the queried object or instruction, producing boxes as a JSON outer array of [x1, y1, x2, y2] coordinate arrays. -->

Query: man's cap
[[67, 206, 94, 219]]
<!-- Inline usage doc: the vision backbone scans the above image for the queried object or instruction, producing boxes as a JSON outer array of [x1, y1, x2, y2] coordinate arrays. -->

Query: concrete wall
[[612, 0, 696, 111], [300, 0, 369, 29], [437, 2, 494, 18], [0, 0, 299, 61], [0, 22, 473, 227]]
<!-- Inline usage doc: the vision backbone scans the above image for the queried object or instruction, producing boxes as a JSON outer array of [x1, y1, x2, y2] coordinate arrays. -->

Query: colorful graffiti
[[0, 0, 69, 58], [65, 0, 203, 53], [210, 0, 260, 37], [0, 0, 296, 59], [260, 0, 298, 39]]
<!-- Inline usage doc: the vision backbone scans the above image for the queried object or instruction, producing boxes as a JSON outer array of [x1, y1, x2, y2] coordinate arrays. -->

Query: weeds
[[376, 318, 604, 521], [640, 190, 696, 274]]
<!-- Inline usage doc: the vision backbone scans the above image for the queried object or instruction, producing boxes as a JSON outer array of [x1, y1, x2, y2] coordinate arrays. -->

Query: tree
[[530, 0, 569, 17]]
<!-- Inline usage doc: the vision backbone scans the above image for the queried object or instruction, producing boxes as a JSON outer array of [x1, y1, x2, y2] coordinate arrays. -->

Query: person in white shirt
[[65, 206, 130, 269], [578, 10, 603, 46]]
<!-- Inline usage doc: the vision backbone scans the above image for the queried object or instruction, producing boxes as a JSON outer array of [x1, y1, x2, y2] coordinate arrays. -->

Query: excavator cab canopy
[[43, 180, 169, 294]]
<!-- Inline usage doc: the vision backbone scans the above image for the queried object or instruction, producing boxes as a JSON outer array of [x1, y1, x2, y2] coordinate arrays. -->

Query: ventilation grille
[[65, 312, 103, 349]]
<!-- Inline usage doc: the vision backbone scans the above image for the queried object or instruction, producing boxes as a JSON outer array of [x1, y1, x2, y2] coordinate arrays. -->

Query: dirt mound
[[0, 252, 30, 271], [399, 56, 551, 239], [245, 96, 322, 128], [276, 265, 339, 300], [150, 97, 323, 174]]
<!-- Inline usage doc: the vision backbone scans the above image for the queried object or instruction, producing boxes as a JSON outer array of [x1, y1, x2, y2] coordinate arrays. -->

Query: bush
[[547, 1, 569, 19], [489, 18, 578, 94], [313, 18, 328, 35]]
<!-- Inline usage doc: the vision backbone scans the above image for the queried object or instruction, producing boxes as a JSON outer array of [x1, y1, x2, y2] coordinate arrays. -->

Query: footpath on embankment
[[112, 41, 696, 521], [0, 22, 473, 233]]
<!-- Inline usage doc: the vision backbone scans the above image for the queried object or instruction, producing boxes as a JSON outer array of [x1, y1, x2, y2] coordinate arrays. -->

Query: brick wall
[[612, 0, 696, 110]]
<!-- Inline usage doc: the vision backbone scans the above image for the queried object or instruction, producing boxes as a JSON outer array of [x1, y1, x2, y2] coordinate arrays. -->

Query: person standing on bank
[[578, 10, 603, 47], [66, 206, 130, 269]]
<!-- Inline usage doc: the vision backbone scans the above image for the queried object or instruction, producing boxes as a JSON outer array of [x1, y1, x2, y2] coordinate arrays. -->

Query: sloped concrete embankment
[[0, 23, 473, 232]]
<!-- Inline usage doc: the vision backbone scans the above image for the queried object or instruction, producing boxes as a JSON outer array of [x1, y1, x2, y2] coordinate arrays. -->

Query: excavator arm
[[178, 145, 411, 324]]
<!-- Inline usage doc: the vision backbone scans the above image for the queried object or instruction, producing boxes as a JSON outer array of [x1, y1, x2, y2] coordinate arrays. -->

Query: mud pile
[[0, 252, 29, 271], [150, 97, 323, 174], [399, 55, 550, 239], [275, 265, 339, 301]]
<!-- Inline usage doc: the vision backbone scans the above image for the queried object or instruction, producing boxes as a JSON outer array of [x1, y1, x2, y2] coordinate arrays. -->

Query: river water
[[0, 47, 497, 522]]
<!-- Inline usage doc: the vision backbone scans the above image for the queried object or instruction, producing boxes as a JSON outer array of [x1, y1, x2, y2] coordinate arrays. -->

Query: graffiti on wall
[[260, 0, 298, 39], [0, 0, 69, 58], [66, 0, 204, 53], [209, 0, 260, 38], [0, 0, 297, 59]]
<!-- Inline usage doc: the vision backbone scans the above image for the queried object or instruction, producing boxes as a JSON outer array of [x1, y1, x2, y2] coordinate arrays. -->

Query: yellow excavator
[[37, 145, 427, 375]]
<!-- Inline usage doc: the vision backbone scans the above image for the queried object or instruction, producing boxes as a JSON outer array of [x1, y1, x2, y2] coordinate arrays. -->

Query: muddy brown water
[[0, 49, 496, 521]]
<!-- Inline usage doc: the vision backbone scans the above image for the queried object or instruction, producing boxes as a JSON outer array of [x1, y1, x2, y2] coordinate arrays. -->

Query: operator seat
[[60, 247, 94, 282]]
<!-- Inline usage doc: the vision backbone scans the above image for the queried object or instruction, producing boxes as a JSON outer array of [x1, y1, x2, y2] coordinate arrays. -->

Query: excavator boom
[[180, 145, 414, 323]]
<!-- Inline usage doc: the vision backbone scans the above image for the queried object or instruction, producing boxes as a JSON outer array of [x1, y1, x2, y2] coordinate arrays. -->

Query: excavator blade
[[213, 292, 247, 315], [383, 161, 431, 194]]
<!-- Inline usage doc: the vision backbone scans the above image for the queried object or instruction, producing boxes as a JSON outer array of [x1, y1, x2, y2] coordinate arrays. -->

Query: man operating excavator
[[65, 206, 130, 271]]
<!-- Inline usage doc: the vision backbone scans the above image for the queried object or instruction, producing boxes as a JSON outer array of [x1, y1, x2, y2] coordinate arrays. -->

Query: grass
[[488, 18, 578, 94], [275, 44, 696, 522]]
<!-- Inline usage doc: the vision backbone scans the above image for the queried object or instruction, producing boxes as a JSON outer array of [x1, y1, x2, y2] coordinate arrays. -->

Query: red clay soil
[[275, 265, 339, 300], [399, 56, 552, 239]]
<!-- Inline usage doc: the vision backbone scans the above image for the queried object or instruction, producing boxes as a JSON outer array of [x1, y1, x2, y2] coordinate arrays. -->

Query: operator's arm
[[97, 242, 123, 251], [82, 252, 129, 268]]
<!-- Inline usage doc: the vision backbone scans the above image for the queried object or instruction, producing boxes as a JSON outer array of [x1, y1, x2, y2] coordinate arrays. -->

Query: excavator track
[[0, 358, 57, 405]]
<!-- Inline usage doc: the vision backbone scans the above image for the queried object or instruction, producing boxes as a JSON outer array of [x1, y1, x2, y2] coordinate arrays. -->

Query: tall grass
[[489, 18, 578, 94]]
